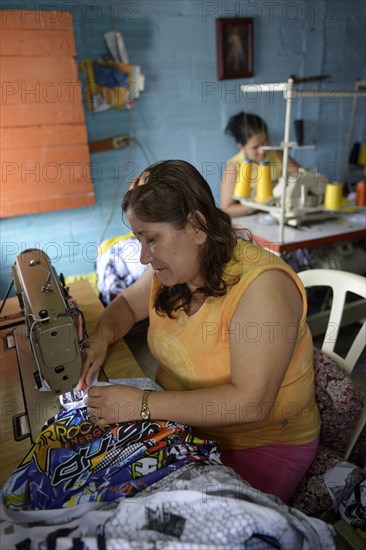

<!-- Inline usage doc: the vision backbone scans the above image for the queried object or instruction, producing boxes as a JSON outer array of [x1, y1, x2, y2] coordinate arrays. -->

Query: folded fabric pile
[[1, 463, 336, 549], [0, 379, 337, 549]]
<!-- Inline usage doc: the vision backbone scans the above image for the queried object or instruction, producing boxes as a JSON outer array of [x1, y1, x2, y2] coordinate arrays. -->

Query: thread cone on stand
[[324, 183, 343, 210], [358, 143, 366, 166], [356, 181, 366, 207], [233, 158, 252, 198], [256, 160, 272, 203]]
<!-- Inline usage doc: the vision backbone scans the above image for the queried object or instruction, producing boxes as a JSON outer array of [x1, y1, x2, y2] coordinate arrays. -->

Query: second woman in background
[[221, 111, 300, 218]]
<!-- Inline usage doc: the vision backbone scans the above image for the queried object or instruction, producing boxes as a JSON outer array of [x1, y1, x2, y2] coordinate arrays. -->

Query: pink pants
[[221, 436, 319, 503]]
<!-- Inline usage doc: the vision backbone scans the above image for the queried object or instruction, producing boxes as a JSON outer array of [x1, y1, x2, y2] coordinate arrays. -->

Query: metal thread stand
[[345, 80, 366, 182], [241, 78, 366, 244]]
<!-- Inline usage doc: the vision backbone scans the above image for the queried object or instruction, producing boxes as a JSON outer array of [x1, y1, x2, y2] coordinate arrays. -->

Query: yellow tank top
[[147, 238, 320, 450]]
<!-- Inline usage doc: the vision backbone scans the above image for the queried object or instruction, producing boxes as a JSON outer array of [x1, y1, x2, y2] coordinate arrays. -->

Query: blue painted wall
[[1, 0, 365, 297]]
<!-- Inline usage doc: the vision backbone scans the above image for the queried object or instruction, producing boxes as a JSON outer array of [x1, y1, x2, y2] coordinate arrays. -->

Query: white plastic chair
[[298, 268, 366, 460]]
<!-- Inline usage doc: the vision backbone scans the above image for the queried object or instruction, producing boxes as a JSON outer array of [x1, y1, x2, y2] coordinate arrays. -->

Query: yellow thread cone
[[358, 143, 366, 166], [324, 183, 343, 210], [234, 158, 252, 198], [256, 161, 272, 203]]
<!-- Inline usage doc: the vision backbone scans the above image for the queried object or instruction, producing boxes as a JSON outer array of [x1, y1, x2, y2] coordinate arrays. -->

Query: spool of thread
[[324, 183, 343, 210], [358, 143, 366, 166], [233, 157, 252, 198], [356, 181, 366, 207], [256, 160, 272, 203]]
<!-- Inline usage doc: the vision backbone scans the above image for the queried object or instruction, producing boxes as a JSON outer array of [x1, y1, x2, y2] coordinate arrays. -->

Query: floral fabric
[[290, 348, 365, 517], [312, 348, 364, 457]]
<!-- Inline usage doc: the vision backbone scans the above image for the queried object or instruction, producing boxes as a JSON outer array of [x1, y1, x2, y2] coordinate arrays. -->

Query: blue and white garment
[[0, 464, 336, 549], [96, 237, 147, 305]]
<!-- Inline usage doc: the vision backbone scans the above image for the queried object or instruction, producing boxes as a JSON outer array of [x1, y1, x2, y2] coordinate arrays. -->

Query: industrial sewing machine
[[237, 168, 331, 226], [272, 169, 330, 225], [10, 249, 87, 442], [272, 168, 326, 210]]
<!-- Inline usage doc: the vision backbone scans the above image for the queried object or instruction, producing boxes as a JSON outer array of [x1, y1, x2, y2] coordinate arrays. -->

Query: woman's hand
[[85, 384, 143, 425], [77, 339, 108, 390]]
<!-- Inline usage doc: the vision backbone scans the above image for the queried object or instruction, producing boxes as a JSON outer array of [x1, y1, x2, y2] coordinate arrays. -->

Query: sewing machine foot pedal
[[2, 332, 15, 350]]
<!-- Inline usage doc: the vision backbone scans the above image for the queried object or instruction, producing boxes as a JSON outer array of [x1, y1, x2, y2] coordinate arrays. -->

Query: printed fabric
[[1, 407, 220, 512], [79, 60, 134, 112], [96, 236, 147, 305], [0, 464, 336, 549], [324, 461, 366, 531]]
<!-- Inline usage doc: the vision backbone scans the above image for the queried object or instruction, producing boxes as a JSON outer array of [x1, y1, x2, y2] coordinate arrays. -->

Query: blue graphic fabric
[[2, 408, 220, 511]]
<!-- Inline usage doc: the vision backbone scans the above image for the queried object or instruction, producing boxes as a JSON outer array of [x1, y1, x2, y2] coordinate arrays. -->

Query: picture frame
[[216, 18, 254, 80]]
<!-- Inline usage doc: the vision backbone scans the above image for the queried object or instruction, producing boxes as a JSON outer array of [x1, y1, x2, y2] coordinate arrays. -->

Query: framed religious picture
[[216, 17, 254, 80]]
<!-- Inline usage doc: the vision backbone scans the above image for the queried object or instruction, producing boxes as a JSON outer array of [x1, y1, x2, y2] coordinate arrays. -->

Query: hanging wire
[[97, 128, 134, 244], [97, 0, 129, 245], [108, 0, 117, 34], [97, 0, 156, 244]]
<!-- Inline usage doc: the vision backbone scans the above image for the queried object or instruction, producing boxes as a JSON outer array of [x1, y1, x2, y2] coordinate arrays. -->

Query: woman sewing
[[221, 111, 300, 217], [78, 160, 320, 503]]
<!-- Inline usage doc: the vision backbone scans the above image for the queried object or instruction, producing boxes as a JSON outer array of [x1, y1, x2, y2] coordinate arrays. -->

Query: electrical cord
[[97, 137, 134, 245], [97, 114, 156, 244], [0, 279, 14, 315], [96, 5, 156, 245]]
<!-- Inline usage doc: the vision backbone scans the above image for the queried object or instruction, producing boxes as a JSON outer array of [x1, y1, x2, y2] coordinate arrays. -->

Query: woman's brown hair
[[122, 160, 239, 317]]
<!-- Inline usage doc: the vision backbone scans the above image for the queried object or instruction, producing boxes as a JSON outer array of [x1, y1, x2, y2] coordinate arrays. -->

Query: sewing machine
[[11, 249, 87, 442], [272, 168, 331, 225], [237, 169, 332, 226], [272, 168, 326, 209]]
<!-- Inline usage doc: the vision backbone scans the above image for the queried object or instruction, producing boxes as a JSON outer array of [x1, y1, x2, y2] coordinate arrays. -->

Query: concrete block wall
[[1, 0, 365, 297]]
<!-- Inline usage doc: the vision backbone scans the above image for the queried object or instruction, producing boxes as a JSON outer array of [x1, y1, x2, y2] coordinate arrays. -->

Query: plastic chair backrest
[[298, 269, 366, 375], [298, 269, 366, 460]]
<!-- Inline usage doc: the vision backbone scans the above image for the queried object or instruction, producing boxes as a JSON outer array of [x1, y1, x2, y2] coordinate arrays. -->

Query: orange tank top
[[147, 238, 320, 450]]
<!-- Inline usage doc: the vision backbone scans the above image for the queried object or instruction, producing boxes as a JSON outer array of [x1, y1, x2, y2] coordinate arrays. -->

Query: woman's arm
[[86, 270, 303, 427], [78, 266, 153, 388], [220, 160, 257, 218]]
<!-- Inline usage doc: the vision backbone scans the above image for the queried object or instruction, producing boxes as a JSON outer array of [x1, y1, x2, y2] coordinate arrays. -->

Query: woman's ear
[[187, 212, 207, 245]]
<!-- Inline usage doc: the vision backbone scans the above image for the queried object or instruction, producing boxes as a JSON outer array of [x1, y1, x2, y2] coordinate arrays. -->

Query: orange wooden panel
[[1, 101, 85, 127], [1, 56, 78, 89], [2, 143, 93, 173], [1, 144, 96, 218], [2, 144, 94, 196], [1, 194, 96, 218], [0, 9, 95, 218], [0, 10, 73, 31], [1, 124, 88, 150], [1, 77, 83, 106], [1, 29, 76, 56]]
